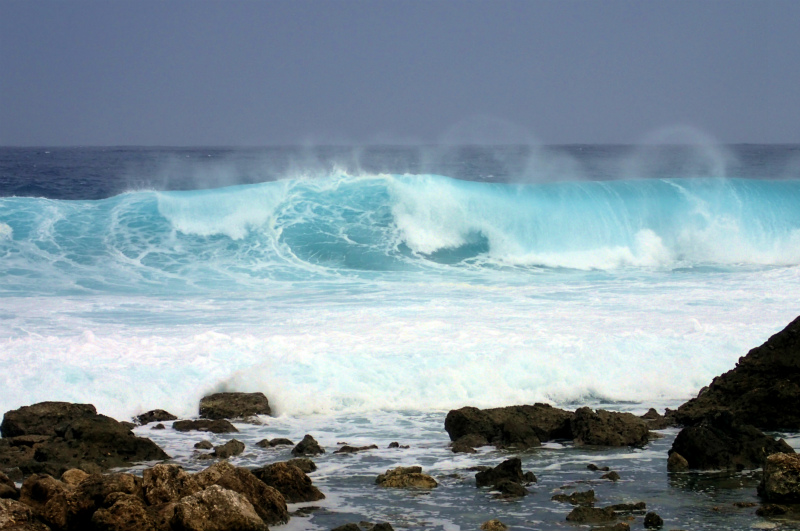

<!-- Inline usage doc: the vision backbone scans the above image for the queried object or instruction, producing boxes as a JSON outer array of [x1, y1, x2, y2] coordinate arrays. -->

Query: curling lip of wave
[[1, 174, 800, 294]]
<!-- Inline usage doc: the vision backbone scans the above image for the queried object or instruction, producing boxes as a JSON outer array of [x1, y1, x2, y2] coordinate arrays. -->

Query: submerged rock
[[333, 445, 378, 454], [376, 466, 437, 489], [565, 506, 616, 523], [674, 316, 800, 430], [551, 489, 596, 505], [199, 392, 272, 420]]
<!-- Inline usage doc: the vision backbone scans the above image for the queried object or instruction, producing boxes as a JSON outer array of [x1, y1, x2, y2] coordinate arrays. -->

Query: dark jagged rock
[[291, 435, 325, 457], [674, 316, 800, 430], [0, 470, 19, 500], [171, 485, 269, 531], [133, 410, 177, 426], [331, 524, 361, 531], [285, 458, 316, 474], [252, 462, 325, 503], [90, 492, 155, 531], [257, 438, 293, 448], [376, 466, 437, 489], [199, 392, 272, 420], [565, 505, 616, 523], [644, 511, 664, 528], [480, 519, 507, 531], [0, 498, 51, 530], [445, 404, 572, 449], [756, 503, 789, 516], [607, 502, 646, 512], [601, 471, 620, 481], [333, 445, 377, 454], [571, 408, 650, 447], [451, 441, 477, 454], [669, 411, 794, 470], [1, 402, 97, 438], [641, 408, 675, 430], [493, 479, 527, 498], [759, 452, 800, 503], [551, 489, 596, 505], [475, 458, 527, 488], [587, 464, 610, 471], [213, 440, 245, 459], [173, 419, 238, 434]]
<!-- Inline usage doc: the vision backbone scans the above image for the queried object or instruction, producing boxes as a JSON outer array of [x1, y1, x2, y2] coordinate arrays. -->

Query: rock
[[1, 402, 97, 438], [256, 438, 293, 448], [376, 466, 437, 489], [480, 519, 508, 531], [571, 408, 650, 447], [565, 506, 616, 523], [60, 469, 89, 487], [151, 424, 165, 430], [252, 462, 325, 503], [90, 493, 155, 531], [171, 485, 269, 531], [19, 474, 68, 515], [607, 502, 646, 512], [194, 461, 288, 525], [674, 316, 800, 430], [493, 479, 527, 498], [285, 458, 316, 474], [641, 408, 675, 430], [291, 435, 325, 457], [667, 452, 689, 472], [333, 445, 378, 454], [643, 511, 664, 528], [173, 420, 238, 434], [593, 524, 630, 531], [194, 441, 213, 450], [759, 452, 800, 503], [331, 525, 361, 531], [601, 471, 620, 481], [372, 524, 393, 531], [142, 464, 201, 505], [0, 471, 18, 500], [0, 498, 51, 531], [587, 464, 610, 471], [669, 411, 794, 470], [134, 410, 177, 426], [451, 441, 477, 454], [551, 489, 596, 505], [756, 503, 788, 516], [475, 458, 525, 488], [445, 404, 573, 449], [213, 440, 245, 459], [199, 393, 271, 420]]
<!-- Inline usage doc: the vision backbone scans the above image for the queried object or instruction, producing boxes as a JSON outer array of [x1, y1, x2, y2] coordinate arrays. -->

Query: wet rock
[[594, 524, 630, 531], [213, 440, 245, 459], [90, 493, 155, 531], [252, 462, 324, 503], [1, 402, 97, 438], [643, 511, 664, 528], [756, 503, 788, 516], [674, 316, 800, 430], [257, 438, 293, 448], [291, 435, 325, 457], [551, 489, 595, 505], [376, 466, 437, 489], [607, 502, 646, 512], [142, 464, 201, 505], [194, 441, 213, 450], [199, 392, 271, 420], [587, 464, 610, 471], [601, 471, 620, 481], [195, 462, 289, 525], [667, 452, 689, 472], [475, 458, 526, 488], [445, 404, 572, 449], [759, 452, 800, 503], [493, 479, 527, 498], [565, 506, 616, 523], [571, 408, 650, 447], [333, 445, 378, 454], [669, 411, 794, 470], [640, 408, 675, 430], [331, 524, 361, 531], [173, 419, 238, 434], [0, 498, 51, 530], [480, 519, 508, 531], [285, 458, 316, 474], [134, 410, 177, 426], [0, 470, 18, 500], [451, 441, 477, 454], [171, 485, 269, 531]]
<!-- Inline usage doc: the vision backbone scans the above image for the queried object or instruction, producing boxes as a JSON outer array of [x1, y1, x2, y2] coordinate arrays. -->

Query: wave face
[[2, 174, 800, 295]]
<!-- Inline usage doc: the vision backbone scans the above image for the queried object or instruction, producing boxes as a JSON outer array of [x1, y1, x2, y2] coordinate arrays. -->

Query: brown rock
[[0, 498, 51, 531], [90, 493, 156, 531], [601, 471, 620, 481], [134, 410, 177, 426], [571, 408, 650, 447], [212, 440, 245, 459], [667, 452, 689, 472], [143, 464, 201, 505], [451, 441, 477, 454], [759, 452, 800, 503], [0, 471, 18, 500], [252, 462, 324, 503], [551, 489, 595, 505], [199, 393, 271, 420], [565, 506, 616, 523], [285, 458, 316, 474], [376, 466, 437, 489], [333, 445, 378, 454], [292, 435, 325, 457], [60, 469, 89, 487], [1, 403, 97, 438], [193, 441, 213, 450], [171, 485, 268, 531], [480, 519, 508, 531]]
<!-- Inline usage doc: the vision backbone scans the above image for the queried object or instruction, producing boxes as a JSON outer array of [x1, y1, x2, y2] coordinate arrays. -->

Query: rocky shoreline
[[2, 317, 800, 530]]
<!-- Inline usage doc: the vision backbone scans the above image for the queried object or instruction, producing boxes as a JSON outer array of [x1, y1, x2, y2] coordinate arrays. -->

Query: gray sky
[[1, 0, 799, 146]]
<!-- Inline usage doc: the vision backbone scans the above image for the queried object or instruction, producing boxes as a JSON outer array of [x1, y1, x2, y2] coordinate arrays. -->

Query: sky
[[1, 0, 799, 146]]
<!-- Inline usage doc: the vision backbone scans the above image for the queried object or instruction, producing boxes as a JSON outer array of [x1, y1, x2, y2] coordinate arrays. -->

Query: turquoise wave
[[2, 174, 800, 294]]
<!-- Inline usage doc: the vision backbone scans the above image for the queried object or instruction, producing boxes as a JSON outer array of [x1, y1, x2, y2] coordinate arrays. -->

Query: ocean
[[2, 144, 800, 529]]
